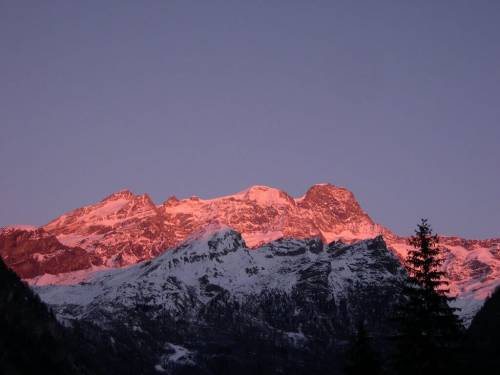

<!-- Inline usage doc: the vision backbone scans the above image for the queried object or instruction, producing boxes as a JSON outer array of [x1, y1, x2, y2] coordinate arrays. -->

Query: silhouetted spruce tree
[[344, 321, 380, 375], [392, 219, 463, 375]]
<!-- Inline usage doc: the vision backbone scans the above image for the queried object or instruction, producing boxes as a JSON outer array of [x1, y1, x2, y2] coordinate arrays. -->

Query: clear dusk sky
[[1, 1, 499, 238]]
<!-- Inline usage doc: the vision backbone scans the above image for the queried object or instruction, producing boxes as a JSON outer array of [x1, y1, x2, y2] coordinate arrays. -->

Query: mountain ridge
[[1, 183, 499, 321]]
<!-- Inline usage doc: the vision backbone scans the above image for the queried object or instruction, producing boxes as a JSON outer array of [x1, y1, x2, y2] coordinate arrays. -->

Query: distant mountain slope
[[0, 257, 93, 375], [1, 183, 499, 319], [35, 228, 407, 375]]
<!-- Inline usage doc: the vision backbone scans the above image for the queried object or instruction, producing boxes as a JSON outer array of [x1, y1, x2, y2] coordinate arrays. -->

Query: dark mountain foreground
[[0, 257, 96, 375]]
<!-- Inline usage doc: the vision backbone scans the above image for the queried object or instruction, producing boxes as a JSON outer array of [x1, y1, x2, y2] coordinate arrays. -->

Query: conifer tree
[[344, 320, 380, 375], [392, 219, 463, 375]]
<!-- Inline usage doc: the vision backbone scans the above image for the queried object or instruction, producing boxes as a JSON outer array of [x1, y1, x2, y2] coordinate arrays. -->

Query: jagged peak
[[178, 223, 246, 249], [297, 183, 367, 215], [259, 236, 324, 256], [137, 193, 155, 206], [325, 235, 392, 260], [356, 234, 387, 248], [161, 194, 206, 207], [102, 189, 136, 202], [304, 183, 353, 198], [100, 190, 156, 208], [162, 195, 179, 206]]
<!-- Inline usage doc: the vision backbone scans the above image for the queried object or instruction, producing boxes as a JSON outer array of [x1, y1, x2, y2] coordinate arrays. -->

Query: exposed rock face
[[42, 190, 176, 267], [0, 183, 499, 319], [35, 229, 406, 375], [0, 227, 98, 279]]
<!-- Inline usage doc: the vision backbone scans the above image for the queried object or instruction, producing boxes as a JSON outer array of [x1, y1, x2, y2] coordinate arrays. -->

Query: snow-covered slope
[[35, 228, 407, 373], [37, 227, 403, 318]]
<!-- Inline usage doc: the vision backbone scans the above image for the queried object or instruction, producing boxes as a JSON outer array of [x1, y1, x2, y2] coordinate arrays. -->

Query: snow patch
[[284, 331, 307, 346], [155, 343, 196, 372], [28, 265, 110, 286], [56, 233, 105, 248], [238, 185, 291, 206], [243, 231, 283, 247]]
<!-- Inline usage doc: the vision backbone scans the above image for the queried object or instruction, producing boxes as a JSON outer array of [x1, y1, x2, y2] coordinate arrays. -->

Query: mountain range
[[1, 183, 499, 322]]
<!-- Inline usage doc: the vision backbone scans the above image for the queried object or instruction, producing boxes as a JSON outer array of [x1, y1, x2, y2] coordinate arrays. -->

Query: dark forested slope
[[0, 258, 94, 375]]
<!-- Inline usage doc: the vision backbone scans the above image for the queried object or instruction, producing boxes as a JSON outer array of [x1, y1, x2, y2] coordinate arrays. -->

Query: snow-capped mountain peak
[[236, 185, 295, 206]]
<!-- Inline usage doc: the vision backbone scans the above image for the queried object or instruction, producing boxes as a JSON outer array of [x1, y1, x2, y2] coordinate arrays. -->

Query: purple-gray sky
[[1, 1, 499, 238]]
